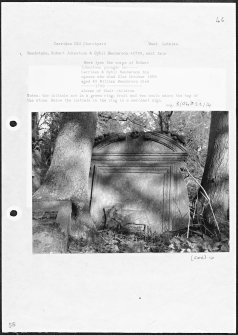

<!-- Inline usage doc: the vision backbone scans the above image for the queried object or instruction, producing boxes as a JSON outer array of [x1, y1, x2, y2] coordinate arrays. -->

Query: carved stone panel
[[89, 132, 189, 234]]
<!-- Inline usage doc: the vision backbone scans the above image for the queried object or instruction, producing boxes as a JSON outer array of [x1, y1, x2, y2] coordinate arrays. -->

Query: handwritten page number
[[216, 17, 224, 23], [9, 322, 16, 328]]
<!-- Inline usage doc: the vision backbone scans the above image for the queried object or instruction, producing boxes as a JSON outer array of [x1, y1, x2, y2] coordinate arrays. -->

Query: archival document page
[[2, 2, 236, 333]]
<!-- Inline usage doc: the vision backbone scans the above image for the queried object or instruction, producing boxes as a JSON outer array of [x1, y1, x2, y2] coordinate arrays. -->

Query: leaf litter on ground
[[68, 226, 230, 253]]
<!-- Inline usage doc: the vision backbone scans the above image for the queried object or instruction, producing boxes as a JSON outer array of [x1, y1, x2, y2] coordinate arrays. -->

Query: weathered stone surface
[[32, 200, 71, 253], [105, 203, 149, 233], [89, 132, 190, 234]]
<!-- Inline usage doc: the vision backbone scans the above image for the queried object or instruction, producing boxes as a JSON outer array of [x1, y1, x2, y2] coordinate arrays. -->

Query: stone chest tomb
[[89, 132, 189, 234]]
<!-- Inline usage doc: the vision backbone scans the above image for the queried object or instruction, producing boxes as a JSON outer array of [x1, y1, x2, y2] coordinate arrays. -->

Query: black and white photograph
[[32, 111, 229, 254], [2, 2, 235, 333]]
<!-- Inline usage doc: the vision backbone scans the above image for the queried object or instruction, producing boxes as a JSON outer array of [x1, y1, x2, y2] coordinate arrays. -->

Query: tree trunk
[[32, 113, 41, 193], [200, 111, 229, 225], [32, 112, 39, 142], [33, 112, 98, 239]]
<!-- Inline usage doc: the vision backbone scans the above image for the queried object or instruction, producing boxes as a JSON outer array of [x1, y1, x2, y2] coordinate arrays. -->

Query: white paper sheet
[[2, 2, 236, 333]]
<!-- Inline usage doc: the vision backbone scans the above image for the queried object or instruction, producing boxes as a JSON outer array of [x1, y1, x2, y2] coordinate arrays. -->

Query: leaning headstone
[[89, 132, 190, 234]]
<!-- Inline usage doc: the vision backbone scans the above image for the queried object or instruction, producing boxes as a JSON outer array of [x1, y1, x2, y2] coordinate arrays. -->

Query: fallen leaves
[[68, 227, 229, 253], [167, 233, 229, 253]]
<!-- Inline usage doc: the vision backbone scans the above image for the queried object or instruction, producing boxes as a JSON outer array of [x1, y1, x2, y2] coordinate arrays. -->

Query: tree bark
[[200, 111, 229, 225], [32, 112, 39, 142], [33, 112, 98, 239], [32, 113, 42, 193]]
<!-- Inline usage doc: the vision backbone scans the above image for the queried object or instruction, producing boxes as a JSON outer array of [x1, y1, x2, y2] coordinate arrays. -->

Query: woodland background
[[32, 111, 210, 201]]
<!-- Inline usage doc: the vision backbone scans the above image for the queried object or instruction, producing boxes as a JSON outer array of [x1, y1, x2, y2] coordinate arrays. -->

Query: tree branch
[[183, 164, 220, 233]]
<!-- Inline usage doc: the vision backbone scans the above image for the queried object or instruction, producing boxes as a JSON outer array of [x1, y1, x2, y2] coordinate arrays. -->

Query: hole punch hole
[[10, 210, 18, 217], [9, 120, 17, 127], [7, 206, 22, 221], [6, 117, 20, 131]]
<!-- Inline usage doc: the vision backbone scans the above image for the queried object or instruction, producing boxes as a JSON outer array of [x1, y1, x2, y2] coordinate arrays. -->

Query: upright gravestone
[[89, 132, 190, 234]]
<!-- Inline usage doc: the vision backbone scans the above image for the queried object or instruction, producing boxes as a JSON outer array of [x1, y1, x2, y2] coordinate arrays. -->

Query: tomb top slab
[[93, 131, 187, 155]]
